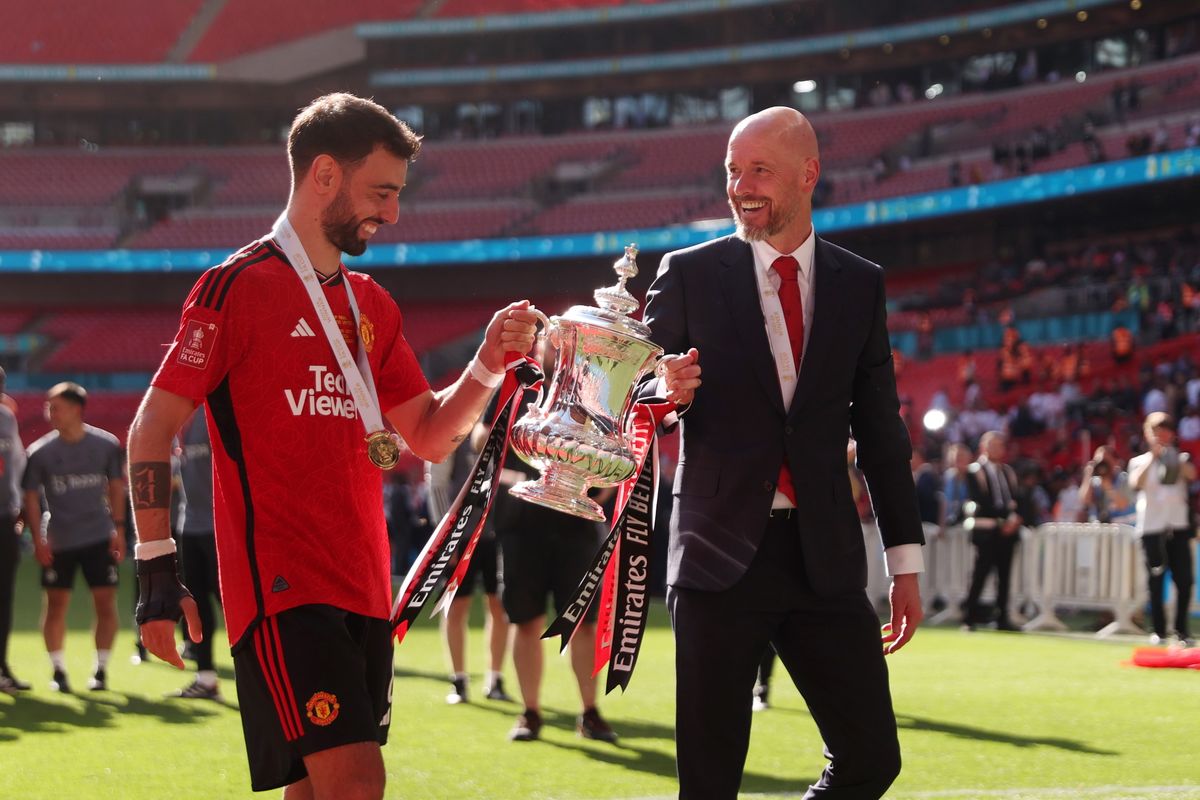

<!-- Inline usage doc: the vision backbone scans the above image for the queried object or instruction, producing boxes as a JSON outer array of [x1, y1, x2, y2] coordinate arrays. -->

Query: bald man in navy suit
[[647, 107, 925, 800]]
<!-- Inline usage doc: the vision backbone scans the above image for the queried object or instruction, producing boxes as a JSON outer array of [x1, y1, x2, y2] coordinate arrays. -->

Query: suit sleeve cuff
[[885, 543, 924, 577], [652, 377, 687, 428]]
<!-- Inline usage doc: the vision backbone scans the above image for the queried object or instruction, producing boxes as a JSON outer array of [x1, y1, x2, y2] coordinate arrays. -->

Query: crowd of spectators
[[921, 346, 1200, 531], [885, 232, 1200, 560], [894, 231, 1200, 337]]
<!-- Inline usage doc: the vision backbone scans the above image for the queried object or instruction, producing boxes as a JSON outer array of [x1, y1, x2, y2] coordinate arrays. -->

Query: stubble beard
[[729, 195, 801, 243], [321, 188, 368, 257]]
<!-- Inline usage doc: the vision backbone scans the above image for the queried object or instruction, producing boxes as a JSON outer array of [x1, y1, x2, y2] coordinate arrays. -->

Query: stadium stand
[[1, 3, 1196, 463], [824, 52, 1200, 204], [202, 149, 290, 206], [0, 229, 119, 250], [0, 149, 186, 206], [122, 211, 278, 250], [378, 199, 536, 243], [410, 136, 624, 201], [0, 310, 35, 335], [188, 2, 424, 62], [436, 0, 633, 18], [1, 49, 1193, 251], [600, 127, 728, 192], [36, 308, 182, 372], [0, 0, 203, 63], [2, 41, 1196, 251], [527, 189, 708, 236]]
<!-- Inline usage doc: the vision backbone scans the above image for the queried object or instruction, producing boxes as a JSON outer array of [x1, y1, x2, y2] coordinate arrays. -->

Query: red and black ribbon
[[390, 355, 543, 644], [542, 399, 673, 694]]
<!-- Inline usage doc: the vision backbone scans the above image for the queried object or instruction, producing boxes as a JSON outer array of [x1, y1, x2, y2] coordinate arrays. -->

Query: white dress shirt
[[750, 234, 923, 577]]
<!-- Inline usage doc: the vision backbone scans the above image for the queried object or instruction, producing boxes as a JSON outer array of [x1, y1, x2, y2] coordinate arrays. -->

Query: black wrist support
[[135, 553, 193, 626]]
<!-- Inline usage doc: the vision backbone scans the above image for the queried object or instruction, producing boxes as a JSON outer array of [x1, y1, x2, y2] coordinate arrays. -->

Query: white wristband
[[135, 539, 177, 560], [468, 357, 505, 388]]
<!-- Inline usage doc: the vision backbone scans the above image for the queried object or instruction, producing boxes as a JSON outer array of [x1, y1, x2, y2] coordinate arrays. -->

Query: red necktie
[[772, 255, 804, 369], [772, 255, 804, 506]]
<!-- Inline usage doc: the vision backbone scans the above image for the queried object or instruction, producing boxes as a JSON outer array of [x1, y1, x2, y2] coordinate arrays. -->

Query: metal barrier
[[863, 522, 1037, 621], [866, 521, 1199, 637], [1020, 522, 1144, 636], [918, 524, 1038, 626]]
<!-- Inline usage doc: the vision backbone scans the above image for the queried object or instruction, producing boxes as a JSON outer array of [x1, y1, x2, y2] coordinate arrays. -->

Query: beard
[[729, 194, 801, 243], [321, 188, 370, 256]]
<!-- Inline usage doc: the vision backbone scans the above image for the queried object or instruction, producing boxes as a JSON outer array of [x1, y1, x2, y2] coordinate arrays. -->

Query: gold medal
[[366, 431, 401, 470]]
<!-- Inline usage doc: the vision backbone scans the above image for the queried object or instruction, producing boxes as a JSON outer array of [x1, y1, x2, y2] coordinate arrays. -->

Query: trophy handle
[[528, 307, 559, 350], [523, 307, 553, 411]]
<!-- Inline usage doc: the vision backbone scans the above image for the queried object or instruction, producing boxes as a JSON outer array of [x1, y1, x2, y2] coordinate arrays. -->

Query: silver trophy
[[509, 244, 664, 522]]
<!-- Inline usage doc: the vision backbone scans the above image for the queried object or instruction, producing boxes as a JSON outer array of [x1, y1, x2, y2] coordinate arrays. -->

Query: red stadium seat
[[189, 1, 424, 62], [437, 0, 630, 18], [0, 1, 203, 63], [38, 308, 183, 372]]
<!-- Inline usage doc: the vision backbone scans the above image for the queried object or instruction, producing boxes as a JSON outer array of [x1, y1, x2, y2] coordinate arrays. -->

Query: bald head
[[980, 430, 1007, 461], [729, 106, 819, 160], [725, 106, 821, 253]]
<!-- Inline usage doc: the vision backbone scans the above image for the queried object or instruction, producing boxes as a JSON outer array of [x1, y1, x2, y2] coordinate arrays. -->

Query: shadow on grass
[[539, 721, 810, 793], [0, 689, 226, 738], [522, 708, 809, 792], [393, 664, 452, 683], [896, 713, 1119, 755], [128, 658, 237, 684]]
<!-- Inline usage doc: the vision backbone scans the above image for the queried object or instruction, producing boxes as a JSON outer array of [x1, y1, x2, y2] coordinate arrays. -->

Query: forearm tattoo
[[131, 461, 171, 510]]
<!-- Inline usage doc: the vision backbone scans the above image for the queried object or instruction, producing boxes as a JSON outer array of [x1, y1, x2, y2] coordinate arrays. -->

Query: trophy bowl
[[509, 245, 663, 522]]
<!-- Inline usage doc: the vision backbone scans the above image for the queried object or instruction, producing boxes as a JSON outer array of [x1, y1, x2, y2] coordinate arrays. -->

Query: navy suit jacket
[[642, 234, 924, 596]]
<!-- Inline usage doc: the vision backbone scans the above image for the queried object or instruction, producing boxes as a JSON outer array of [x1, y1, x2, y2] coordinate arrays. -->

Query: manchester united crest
[[359, 313, 375, 354], [305, 691, 340, 727]]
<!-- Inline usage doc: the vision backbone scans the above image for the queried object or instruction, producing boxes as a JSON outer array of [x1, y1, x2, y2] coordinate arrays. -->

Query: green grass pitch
[[0, 559, 1197, 799]]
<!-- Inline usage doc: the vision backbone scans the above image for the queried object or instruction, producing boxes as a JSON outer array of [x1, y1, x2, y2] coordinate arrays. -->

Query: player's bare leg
[[42, 588, 70, 654], [91, 586, 118, 651], [569, 621, 598, 710], [284, 741, 385, 800], [43, 588, 71, 691], [442, 596, 471, 702], [485, 593, 508, 677], [511, 616, 544, 711]]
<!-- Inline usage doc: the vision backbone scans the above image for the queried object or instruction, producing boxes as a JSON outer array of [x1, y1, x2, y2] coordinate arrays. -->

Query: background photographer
[[1128, 412, 1195, 647], [1078, 446, 1133, 524]]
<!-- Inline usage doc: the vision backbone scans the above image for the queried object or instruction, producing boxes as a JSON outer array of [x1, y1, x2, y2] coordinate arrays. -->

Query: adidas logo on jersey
[[291, 318, 316, 338]]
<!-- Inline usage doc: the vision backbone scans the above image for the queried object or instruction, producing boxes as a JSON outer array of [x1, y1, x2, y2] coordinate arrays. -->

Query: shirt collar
[[751, 228, 816, 281]]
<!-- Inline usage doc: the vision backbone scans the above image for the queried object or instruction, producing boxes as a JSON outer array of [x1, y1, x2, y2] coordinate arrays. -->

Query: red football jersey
[[152, 239, 430, 646]]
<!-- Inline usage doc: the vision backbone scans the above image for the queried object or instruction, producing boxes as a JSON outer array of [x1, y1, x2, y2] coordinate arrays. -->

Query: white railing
[[864, 521, 1196, 638]]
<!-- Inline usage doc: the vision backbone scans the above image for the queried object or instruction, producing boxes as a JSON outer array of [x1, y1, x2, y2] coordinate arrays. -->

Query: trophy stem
[[509, 465, 606, 522]]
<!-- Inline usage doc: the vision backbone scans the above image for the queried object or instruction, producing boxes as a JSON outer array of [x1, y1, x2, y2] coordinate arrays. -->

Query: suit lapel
[[981, 462, 998, 507], [718, 238, 785, 414], [788, 237, 841, 418], [1001, 464, 1016, 506]]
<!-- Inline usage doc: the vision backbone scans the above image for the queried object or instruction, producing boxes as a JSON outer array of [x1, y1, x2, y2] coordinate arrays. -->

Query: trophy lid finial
[[594, 242, 640, 316]]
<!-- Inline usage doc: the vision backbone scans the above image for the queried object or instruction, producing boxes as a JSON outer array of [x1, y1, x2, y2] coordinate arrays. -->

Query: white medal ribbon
[[271, 213, 391, 443]]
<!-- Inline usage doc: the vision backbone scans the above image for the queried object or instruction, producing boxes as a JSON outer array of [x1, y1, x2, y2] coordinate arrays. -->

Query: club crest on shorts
[[305, 691, 340, 726]]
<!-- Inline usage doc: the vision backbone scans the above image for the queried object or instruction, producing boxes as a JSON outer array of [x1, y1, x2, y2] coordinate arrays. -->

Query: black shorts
[[456, 534, 500, 598], [42, 540, 118, 590], [497, 520, 604, 626], [232, 605, 393, 792]]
